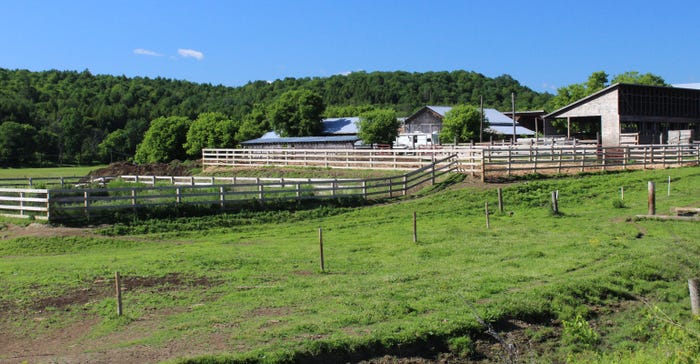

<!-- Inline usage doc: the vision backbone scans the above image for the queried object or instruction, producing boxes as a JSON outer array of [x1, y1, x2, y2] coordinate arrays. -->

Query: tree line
[[0, 67, 554, 167]]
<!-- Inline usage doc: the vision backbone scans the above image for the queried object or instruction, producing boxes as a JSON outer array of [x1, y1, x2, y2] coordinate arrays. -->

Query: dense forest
[[0, 68, 552, 166]]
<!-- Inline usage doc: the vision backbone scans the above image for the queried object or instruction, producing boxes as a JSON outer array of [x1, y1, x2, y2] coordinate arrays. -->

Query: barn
[[545, 83, 700, 146]]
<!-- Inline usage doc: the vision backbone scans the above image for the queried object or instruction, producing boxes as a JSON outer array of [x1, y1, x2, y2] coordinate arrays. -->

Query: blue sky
[[2, 0, 699, 93]]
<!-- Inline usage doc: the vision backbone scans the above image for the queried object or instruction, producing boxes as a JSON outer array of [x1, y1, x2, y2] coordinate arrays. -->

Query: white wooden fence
[[481, 143, 699, 180], [0, 155, 459, 221], [202, 147, 483, 176], [203, 144, 699, 181]]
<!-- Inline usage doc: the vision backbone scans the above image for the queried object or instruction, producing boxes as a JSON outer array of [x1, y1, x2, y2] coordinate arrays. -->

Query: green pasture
[[1, 167, 699, 363]]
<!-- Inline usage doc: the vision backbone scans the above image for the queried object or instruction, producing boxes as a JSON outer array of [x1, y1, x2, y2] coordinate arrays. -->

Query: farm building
[[545, 83, 700, 147], [402, 106, 535, 140], [240, 117, 360, 149], [502, 110, 556, 137]]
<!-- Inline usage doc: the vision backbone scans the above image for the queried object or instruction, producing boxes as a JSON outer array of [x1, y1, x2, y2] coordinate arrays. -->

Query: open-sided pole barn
[[545, 83, 700, 147]]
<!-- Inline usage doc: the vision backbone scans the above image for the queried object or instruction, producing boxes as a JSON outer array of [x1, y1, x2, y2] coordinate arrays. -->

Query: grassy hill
[[1, 166, 699, 363]]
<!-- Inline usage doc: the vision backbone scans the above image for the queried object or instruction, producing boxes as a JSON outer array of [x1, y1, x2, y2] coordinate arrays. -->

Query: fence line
[[0, 155, 459, 221], [203, 144, 698, 180], [481, 143, 699, 180], [203, 148, 482, 176]]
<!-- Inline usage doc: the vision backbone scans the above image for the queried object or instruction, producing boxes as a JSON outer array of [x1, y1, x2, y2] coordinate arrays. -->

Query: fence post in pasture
[[296, 183, 301, 198], [190, 176, 195, 186], [84, 191, 90, 220], [481, 152, 486, 183], [151, 176, 156, 186], [551, 191, 559, 215], [135, 175, 140, 184], [497, 188, 504, 213], [403, 176, 407, 196], [60, 177, 65, 188], [431, 160, 436, 185], [219, 186, 225, 209], [28, 178, 33, 188], [388, 178, 393, 197], [131, 188, 137, 214], [332, 179, 337, 197], [45, 191, 51, 221], [667, 176, 671, 197], [19, 192, 25, 217], [648, 181, 656, 215], [115, 271, 123, 316], [413, 211, 418, 243], [210, 177, 215, 185], [258, 184, 264, 202], [485, 201, 490, 229], [362, 181, 367, 199], [176, 187, 182, 204], [689, 278, 700, 317], [319, 228, 325, 272], [620, 186, 624, 201]]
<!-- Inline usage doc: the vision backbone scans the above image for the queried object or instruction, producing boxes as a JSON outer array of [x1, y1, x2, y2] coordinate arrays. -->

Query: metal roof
[[426, 106, 454, 116], [423, 105, 534, 135], [322, 117, 359, 134], [241, 135, 360, 145], [486, 125, 535, 136]]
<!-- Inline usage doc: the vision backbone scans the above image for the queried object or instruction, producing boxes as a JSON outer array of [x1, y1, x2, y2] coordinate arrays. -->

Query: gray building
[[545, 83, 700, 146]]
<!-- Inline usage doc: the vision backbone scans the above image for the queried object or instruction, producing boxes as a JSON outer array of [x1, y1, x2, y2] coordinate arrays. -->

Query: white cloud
[[133, 48, 163, 57], [177, 48, 204, 60]]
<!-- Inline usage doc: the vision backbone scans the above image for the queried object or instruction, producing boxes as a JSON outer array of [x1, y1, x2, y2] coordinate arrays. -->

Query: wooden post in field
[[620, 186, 624, 201], [551, 191, 559, 215], [413, 211, 418, 243], [318, 228, 325, 272], [667, 176, 671, 197], [689, 278, 700, 317], [648, 181, 656, 215], [115, 271, 123, 316], [485, 201, 490, 229], [497, 188, 504, 213]]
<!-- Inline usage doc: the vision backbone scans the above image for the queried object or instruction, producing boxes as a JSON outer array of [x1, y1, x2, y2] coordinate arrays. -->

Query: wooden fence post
[[403, 176, 407, 196], [219, 186, 225, 209], [319, 228, 325, 272], [176, 187, 182, 204], [115, 271, 123, 316], [667, 176, 671, 197], [84, 191, 90, 220], [497, 188, 504, 213], [413, 211, 418, 243], [485, 201, 490, 229], [362, 181, 367, 199], [689, 278, 700, 317], [551, 191, 559, 215], [648, 181, 655, 215]]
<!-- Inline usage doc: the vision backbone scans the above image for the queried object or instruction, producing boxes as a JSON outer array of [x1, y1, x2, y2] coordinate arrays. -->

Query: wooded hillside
[[0, 68, 551, 166]]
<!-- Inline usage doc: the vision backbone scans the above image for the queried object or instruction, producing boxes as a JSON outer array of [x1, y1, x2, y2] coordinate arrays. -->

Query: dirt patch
[[0, 222, 98, 240], [29, 273, 217, 312], [86, 161, 194, 178]]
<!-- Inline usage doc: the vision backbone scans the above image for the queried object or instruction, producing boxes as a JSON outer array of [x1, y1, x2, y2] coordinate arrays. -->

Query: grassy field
[[1, 166, 699, 363], [0, 165, 107, 178]]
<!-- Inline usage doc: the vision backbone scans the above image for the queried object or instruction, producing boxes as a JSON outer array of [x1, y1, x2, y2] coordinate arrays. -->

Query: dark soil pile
[[86, 161, 193, 177]]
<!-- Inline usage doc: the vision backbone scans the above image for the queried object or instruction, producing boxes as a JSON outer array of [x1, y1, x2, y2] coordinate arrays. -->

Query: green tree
[[184, 112, 239, 157], [438, 105, 483, 143], [134, 116, 191, 163], [0, 121, 37, 166], [357, 108, 400, 145], [611, 71, 667, 86], [268, 89, 325, 137], [236, 104, 269, 141]]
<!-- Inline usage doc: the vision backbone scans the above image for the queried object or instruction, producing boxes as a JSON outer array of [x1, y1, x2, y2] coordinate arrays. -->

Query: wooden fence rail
[[0, 155, 459, 221], [481, 143, 699, 180], [202, 148, 482, 176]]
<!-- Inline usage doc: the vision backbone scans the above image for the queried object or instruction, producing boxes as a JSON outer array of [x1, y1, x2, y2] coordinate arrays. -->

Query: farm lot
[[1, 166, 700, 363]]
